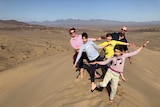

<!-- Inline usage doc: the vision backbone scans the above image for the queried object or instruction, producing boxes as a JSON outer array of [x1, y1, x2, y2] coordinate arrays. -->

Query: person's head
[[82, 32, 88, 43], [106, 33, 112, 41], [121, 26, 127, 34], [69, 27, 76, 37], [114, 45, 124, 56]]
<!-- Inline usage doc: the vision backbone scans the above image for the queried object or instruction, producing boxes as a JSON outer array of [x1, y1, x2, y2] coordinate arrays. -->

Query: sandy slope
[[0, 25, 160, 107], [0, 52, 74, 107], [0, 47, 159, 107]]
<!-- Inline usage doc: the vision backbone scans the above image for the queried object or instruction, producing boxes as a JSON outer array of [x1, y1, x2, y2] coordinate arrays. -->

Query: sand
[[0, 24, 160, 107]]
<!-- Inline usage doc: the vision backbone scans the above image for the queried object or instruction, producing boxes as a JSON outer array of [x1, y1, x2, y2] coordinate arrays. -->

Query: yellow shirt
[[98, 40, 124, 58]]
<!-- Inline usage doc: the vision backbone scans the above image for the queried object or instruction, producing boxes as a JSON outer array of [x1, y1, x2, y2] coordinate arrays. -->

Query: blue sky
[[0, 0, 160, 22]]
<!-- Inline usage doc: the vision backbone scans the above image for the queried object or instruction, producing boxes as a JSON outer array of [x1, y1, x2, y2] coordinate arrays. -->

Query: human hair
[[114, 45, 124, 52], [82, 32, 88, 39], [106, 33, 112, 37], [69, 27, 76, 33]]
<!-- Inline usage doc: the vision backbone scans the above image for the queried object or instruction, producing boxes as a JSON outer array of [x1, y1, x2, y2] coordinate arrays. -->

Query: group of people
[[69, 27, 149, 103]]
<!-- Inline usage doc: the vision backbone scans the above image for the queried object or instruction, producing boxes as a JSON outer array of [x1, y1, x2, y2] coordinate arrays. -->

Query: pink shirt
[[70, 35, 83, 52], [99, 49, 141, 73]]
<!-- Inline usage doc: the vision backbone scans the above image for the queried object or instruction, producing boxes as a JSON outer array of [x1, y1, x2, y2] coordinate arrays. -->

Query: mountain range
[[28, 18, 160, 27], [0, 19, 160, 28]]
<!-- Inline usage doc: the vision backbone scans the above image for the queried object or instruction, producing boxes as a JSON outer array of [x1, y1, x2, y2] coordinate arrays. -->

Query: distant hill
[[0, 20, 30, 27], [28, 19, 160, 27], [0, 20, 67, 31], [0, 20, 46, 30]]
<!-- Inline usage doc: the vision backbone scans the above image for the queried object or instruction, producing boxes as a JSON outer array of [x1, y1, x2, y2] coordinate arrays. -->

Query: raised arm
[[124, 41, 149, 58]]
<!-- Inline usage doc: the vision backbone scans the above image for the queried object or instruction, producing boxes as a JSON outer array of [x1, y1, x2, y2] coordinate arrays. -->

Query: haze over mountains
[[28, 18, 160, 27], [0, 19, 160, 28]]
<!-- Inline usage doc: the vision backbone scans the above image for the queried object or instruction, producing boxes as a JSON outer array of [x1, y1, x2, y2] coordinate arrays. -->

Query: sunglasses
[[70, 31, 75, 34], [121, 29, 127, 32]]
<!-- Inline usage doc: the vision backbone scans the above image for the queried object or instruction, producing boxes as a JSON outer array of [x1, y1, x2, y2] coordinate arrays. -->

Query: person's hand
[[107, 44, 112, 47], [73, 63, 77, 69], [122, 76, 127, 82], [128, 57, 132, 64], [143, 41, 149, 47], [129, 43, 135, 47], [90, 61, 97, 65], [96, 37, 102, 41]]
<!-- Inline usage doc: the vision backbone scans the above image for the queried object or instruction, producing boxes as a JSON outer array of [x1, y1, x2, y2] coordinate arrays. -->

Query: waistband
[[109, 67, 120, 74]]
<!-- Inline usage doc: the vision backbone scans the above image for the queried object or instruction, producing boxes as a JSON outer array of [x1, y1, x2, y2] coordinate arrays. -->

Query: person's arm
[[88, 36, 103, 42], [120, 73, 127, 81], [88, 38, 97, 41], [116, 41, 134, 47], [124, 41, 149, 58], [73, 47, 84, 68], [98, 42, 111, 49], [97, 36, 106, 40], [90, 56, 112, 65], [99, 44, 111, 49], [91, 40, 108, 50]]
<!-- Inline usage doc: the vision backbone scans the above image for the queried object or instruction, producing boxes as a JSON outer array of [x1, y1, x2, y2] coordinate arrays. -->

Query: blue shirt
[[75, 40, 100, 63]]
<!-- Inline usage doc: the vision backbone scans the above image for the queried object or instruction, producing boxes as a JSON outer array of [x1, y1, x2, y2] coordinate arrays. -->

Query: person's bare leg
[[80, 68, 84, 78], [91, 82, 96, 92]]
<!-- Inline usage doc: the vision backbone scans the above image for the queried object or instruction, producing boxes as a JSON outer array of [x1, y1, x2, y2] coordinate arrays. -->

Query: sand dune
[[0, 47, 159, 107], [0, 24, 160, 107], [0, 52, 74, 107]]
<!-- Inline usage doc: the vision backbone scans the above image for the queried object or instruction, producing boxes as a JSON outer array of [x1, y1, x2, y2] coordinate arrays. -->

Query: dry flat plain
[[0, 21, 160, 107]]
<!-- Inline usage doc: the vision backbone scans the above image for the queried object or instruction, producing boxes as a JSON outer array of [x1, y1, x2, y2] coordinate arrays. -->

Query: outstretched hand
[[143, 41, 149, 47], [96, 36, 102, 41], [129, 43, 135, 47]]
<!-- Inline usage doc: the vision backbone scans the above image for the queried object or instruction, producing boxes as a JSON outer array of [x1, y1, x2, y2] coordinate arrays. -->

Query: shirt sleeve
[[98, 42, 107, 47], [75, 46, 84, 63], [98, 56, 113, 65], [123, 48, 141, 58], [91, 41, 101, 49], [88, 38, 95, 41]]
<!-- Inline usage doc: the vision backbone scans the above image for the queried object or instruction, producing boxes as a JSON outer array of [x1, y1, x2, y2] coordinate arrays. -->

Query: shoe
[[96, 87, 103, 92], [91, 88, 95, 92]]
